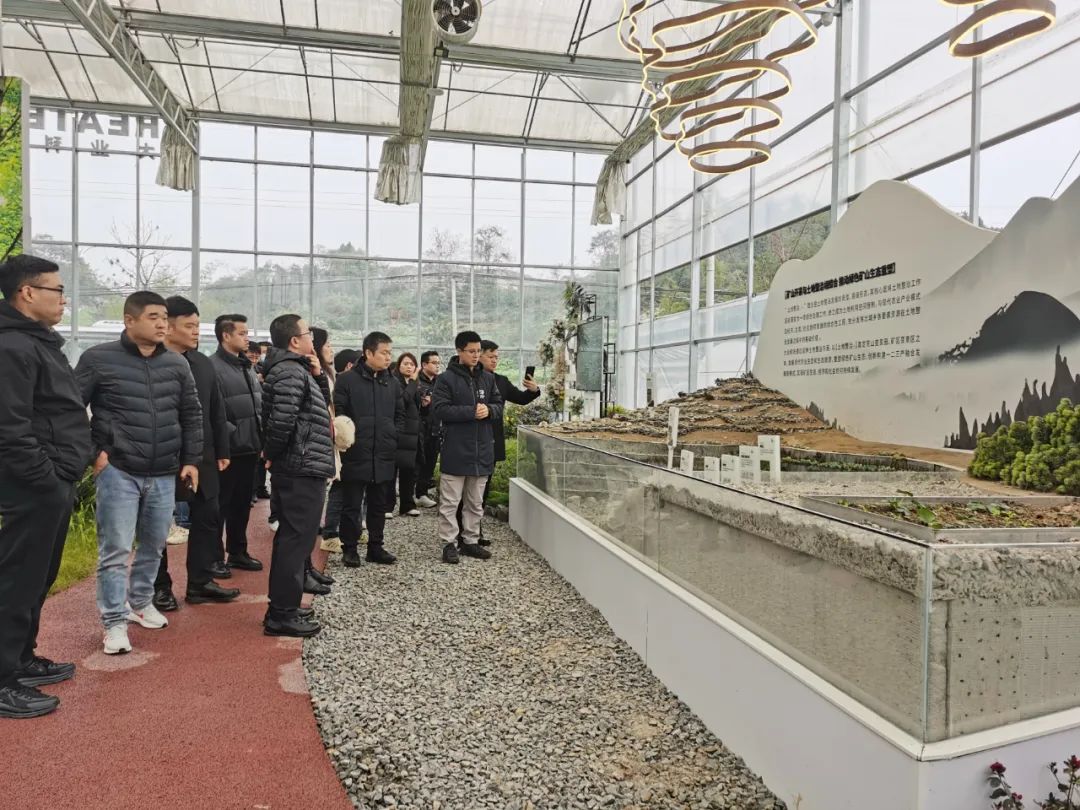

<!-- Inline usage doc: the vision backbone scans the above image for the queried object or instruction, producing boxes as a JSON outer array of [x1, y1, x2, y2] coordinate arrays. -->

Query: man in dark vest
[[0, 255, 92, 718]]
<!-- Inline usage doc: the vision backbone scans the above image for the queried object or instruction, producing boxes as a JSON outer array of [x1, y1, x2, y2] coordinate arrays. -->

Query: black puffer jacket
[[211, 346, 262, 456], [76, 332, 203, 476], [417, 370, 442, 438], [431, 358, 503, 478], [333, 362, 404, 483], [0, 301, 93, 484], [183, 349, 230, 499], [393, 372, 422, 471], [492, 373, 542, 463], [260, 348, 335, 479]]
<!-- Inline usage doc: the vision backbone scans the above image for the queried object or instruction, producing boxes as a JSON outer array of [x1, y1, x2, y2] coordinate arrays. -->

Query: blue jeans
[[173, 501, 191, 529], [95, 465, 176, 629]]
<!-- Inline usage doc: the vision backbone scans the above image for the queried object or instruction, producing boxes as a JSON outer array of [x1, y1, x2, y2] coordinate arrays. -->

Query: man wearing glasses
[[0, 255, 92, 718]]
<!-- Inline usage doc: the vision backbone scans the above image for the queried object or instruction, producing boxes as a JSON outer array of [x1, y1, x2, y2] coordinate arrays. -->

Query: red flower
[[989, 762, 1007, 775], [1069, 755, 1080, 770], [1011, 792, 1022, 801]]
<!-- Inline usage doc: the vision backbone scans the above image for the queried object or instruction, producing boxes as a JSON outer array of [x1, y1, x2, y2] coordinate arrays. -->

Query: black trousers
[[340, 480, 394, 550], [455, 475, 491, 538], [416, 433, 440, 497], [155, 487, 221, 591], [218, 454, 258, 557], [252, 462, 268, 496], [0, 475, 75, 685], [267, 474, 325, 619], [398, 466, 417, 514]]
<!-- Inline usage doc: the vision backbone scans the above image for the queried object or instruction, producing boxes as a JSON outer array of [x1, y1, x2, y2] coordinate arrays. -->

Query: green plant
[[488, 438, 517, 505], [987, 756, 1080, 809], [51, 498, 97, 595], [568, 396, 585, 419], [971, 400, 1080, 494], [605, 403, 627, 417]]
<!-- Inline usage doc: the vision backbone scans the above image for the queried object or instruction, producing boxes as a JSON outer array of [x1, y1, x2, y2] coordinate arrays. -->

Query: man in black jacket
[[0, 255, 92, 719], [456, 339, 541, 546], [432, 331, 503, 565], [333, 331, 405, 568], [414, 350, 442, 507], [210, 313, 264, 572], [153, 297, 239, 610], [261, 314, 335, 638], [76, 291, 203, 656]]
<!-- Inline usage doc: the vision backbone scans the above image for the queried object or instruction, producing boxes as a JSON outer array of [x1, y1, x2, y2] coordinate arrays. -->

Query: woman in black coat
[[393, 352, 424, 517]]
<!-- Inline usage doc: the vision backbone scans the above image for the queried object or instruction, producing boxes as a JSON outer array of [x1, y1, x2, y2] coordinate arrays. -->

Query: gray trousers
[[437, 474, 486, 545]]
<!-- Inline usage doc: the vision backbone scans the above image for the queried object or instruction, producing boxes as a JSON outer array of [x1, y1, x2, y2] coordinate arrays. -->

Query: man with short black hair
[[76, 291, 203, 655], [333, 332, 405, 567], [153, 297, 238, 609], [415, 350, 442, 508], [210, 313, 264, 573], [432, 331, 503, 565], [0, 254, 92, 718], [261, 314, 334, 637]]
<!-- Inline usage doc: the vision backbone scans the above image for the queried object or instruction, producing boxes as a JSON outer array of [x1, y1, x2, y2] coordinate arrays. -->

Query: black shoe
[[342, 548, 363, 568], [257, 488, 272, 500], [308, 568, 335, 586], [261, 607, 315, 627], [477, 535, 491, 547], [15, 656, 75, 688], [303, 573, 331, 596], [442, 543, 460, 564], [458, 542, 492, 560], [227, 552, 263, 572], [366, 544, 397, 565], [185, 580, 241, 604], [263, 617, 321, 638], [209, 561, 232, 580], [0, 682, 60, 719], [152, 587, 179, 612]]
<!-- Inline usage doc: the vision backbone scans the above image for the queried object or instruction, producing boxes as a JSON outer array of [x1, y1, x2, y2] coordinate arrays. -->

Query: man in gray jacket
[[76, 291, 203, 655]]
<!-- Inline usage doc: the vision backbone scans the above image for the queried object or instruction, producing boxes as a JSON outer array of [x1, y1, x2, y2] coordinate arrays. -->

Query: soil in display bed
[[848, 499, 1080, 530]]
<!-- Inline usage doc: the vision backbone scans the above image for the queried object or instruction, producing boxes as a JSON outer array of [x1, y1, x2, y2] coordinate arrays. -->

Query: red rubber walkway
[[4, 501, 350, 810]]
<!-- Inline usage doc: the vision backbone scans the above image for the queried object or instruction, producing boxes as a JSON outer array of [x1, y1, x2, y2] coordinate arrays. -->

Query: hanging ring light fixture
[[618, 0, 827, 176], [942, 0, 1056, 58]]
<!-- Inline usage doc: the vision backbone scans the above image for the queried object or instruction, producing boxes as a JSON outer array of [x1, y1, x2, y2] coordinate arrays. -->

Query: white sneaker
[[103, 624, 132, 655], [269, 520, 280, 532], [166, 526, 188, 545], [406, 509, 421, 517], [416, 495, 437, 508], [127, 602, 169, 629], [384, 512, 395, 520]]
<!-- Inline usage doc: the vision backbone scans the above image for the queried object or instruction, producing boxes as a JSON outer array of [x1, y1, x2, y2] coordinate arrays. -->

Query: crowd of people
[[0, 253, 540, 719]]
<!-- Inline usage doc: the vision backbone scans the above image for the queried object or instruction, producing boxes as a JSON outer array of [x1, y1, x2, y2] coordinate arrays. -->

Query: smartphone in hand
[[524, 365, 536, 380]]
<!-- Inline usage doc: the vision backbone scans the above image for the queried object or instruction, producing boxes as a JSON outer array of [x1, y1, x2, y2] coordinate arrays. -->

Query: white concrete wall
[[511, 479, 1080, 810]]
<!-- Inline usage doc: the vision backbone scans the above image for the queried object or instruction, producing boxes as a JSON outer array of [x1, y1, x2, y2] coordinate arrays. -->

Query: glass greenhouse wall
[[620, 0, 1080, 407], [29, 112, 618, 373]]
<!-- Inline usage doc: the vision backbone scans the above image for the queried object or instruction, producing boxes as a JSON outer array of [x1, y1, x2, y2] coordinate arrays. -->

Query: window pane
[[370, 195, 419, 259], [139, 155, 191, 247], [256, 255, 312, 329], [574, 186, 617, 268], [78, 152, 135, 244], [257, 165, 310, 254], [200, 252, 256, 326], [257, 126, 310, 164], [473, 266, 521, 348], [523, 267, 571, 352], [474, 180, 520, 263], [751, 211, 830, 295], [78, 245, 134, 325], [314, 131, 365, 168], [907, 156, 970, 218], [369, 262, 418, 346], [314, 168, 366, 255], [313, 256, 371, 344], [653, 263, 692, 317], [201, 122, 254, 160], [424, 141, 472, 176], [526, 148, 572, 182], [201, 160, 255, 251], [31, 148, 72, 242], [700, 242, 749, 310], [420, 262, 471, 348], [575, 153, 605, 183], [422, 176, 471, 261], [524, 183, 572, 266], [475, 145, 521, 179]]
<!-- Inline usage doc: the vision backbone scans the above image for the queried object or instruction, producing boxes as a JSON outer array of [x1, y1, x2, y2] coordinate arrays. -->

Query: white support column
[[969, 29, 983, 225], [830, 0, 854, 226]]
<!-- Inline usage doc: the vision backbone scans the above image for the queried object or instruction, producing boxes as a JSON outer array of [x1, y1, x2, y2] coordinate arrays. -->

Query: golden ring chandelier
[[942, 0, 1056, 59], [618, 0, 828, 176]]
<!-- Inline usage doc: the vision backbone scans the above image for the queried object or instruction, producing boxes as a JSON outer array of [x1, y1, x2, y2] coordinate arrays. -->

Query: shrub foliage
[[970, 399, 1080, 495]]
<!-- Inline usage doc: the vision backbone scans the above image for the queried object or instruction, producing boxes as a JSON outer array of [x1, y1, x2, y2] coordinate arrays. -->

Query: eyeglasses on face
[[27, 284, 66, 296]]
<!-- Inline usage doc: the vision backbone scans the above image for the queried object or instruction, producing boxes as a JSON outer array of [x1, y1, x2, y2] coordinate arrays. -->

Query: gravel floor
[[303, 509, 784, 810]]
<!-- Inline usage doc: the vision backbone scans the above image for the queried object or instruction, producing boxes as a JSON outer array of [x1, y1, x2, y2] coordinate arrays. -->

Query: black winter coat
[[431, 359, 503, 478], [333, 362, 404, 483], [0, 301, 93, 485], [260, 348, 335, 480], [393, 372, 422, 471], [182, 349, 230, 498], [211, 346, 262, 456], [76, 332, 203, 477], [417, 370, 442, 438], [492, 373, 541, 463]]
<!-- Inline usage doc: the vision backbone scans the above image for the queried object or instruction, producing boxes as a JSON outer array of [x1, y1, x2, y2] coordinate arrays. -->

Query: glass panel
[[422, 176, 471, 261], [139, 155, 191, 247], [424, 141, 473, 176], [368, 262, 418, 347], [907, 157, 971, 219], [751, 211, 830, 295], [313, 256, 372, 347], [700, 242, 749, 309], [420, 262, 471, 349], [575, 153, 605, 184], [695, 336, 749, 389], [77, 245, 142, 322], [200, 160, 255, 251], [473, 266, 521, 348], [857, 0, 962, 77], [313, 131, 365, 168], [653, 264, 692, 318], [475, 144, 521, 179], [574, 187, 617, 269], [627, 166, 652, 229], [524, 183, 572, 266], [256, 126, 311, 164], [256, 254, 312, 329], [576, 268, 617, 323], [655, 145, 693, 213], [30, 148, 72, 242], [313, 168, 366, 255], [257, 165, 310, 254], [370, 195, 419, 259], [526, 148, 573, 182], [523, 267, 571, 352], [78, 152, 135, 244], [199, 251, 256, 325], [201, 122, 254, 160], [473, 180, 520, 263]]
